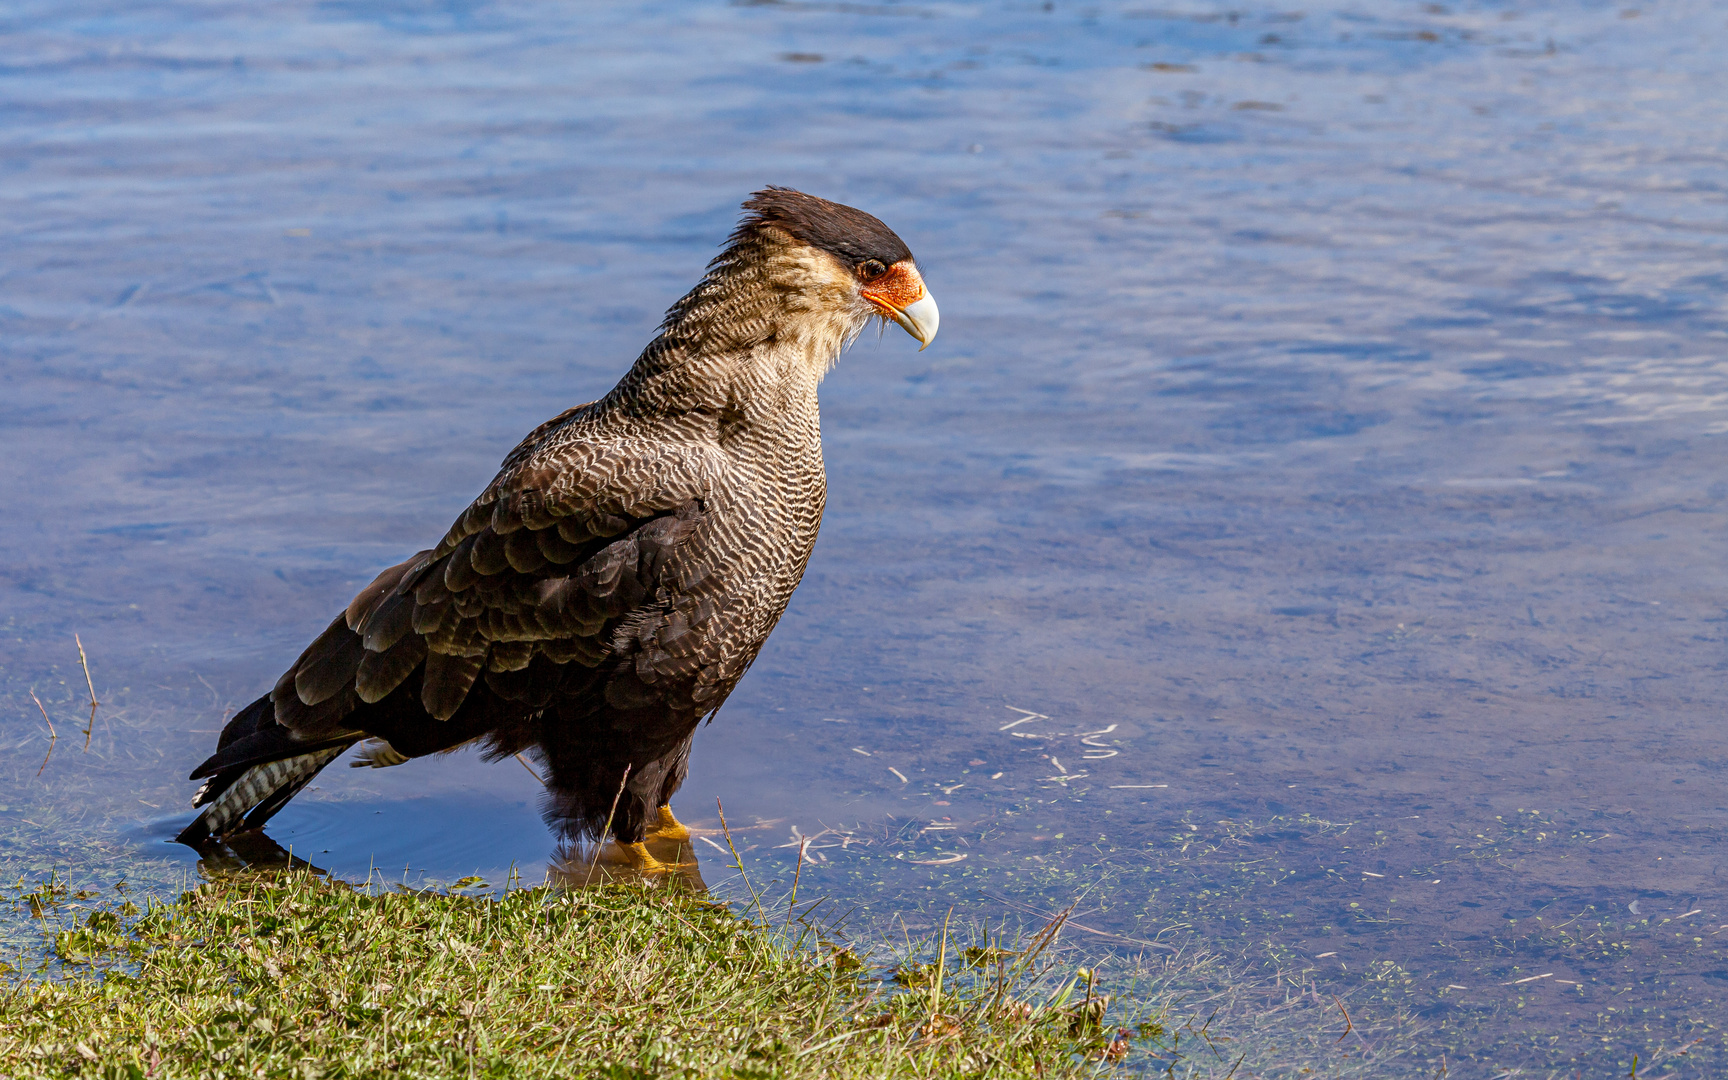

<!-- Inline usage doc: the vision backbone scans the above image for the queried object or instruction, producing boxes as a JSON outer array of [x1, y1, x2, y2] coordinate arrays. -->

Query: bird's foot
[[617, 841, 675, 874], [651, 804, 691, 842]]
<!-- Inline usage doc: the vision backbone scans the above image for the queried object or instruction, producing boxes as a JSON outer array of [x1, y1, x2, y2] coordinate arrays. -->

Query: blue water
[[5, 0, 1727, 1073]]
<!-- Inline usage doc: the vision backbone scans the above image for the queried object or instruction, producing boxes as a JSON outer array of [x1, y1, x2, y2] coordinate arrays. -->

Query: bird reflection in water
[[183, 812, 710, 892], [553, 808, 709, 891], [188, 829, 331, 879]]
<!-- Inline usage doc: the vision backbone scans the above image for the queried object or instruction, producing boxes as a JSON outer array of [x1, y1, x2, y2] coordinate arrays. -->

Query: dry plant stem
[[716, 799, 766, 922], [964, 908, 1069, 1037], [1015, 907, 1070, 985], [513, 753, 545, 786], [586, 764, 632, 883], [787, 833, 806, 924], [30, 690, 56, 777], [75, 632, 99, 751], [1015, 915, 1078, 1043]]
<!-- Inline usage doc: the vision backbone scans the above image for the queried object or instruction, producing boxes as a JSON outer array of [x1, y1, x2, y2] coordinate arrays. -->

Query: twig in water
[[1000, 706, 1050, 731], [75, 633, 100, 750], [31, 690, 57, 777], [76, 634, 100, 705], [1195, 1007, 1224, 1061], [585, 765, 631, 885], [981, 891, 1173, 951], [513, 753, 545, 786], [1332, 994, 1353, 1044], [716, 799, 766, 922]]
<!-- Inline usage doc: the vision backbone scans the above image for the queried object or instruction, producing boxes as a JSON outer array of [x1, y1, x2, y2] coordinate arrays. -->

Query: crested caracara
[[177, 188, 939, 870]]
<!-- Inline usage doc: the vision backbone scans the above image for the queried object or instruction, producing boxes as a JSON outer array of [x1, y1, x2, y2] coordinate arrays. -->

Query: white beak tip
[[893, 292, 940, 351]]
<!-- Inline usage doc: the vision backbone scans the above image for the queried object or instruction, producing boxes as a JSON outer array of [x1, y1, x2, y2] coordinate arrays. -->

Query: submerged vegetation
[[0, 868, 1413, 1079]]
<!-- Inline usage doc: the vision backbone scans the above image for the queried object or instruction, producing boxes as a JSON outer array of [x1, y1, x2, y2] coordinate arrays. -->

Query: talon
[[653, 804, 691, 842]]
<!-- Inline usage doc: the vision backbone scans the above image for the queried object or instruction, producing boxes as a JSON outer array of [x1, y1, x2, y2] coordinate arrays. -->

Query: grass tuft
[[2, 870, 1156, 1079]]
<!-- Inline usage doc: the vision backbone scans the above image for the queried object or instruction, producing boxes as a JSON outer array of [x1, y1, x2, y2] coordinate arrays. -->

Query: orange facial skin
[[859, 260, 926, 315]]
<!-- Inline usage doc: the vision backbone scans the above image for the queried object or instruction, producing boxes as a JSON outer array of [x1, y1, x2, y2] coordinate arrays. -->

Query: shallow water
[[4, 0, 1727, 1073]]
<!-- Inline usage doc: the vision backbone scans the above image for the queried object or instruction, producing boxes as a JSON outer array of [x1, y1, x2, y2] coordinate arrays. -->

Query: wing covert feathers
[[256, 438, 724, 735], [194, 428, 791, 846]]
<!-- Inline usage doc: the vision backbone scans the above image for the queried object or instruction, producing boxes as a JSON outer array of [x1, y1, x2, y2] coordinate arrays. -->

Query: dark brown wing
[[268, 432, 734, 741]]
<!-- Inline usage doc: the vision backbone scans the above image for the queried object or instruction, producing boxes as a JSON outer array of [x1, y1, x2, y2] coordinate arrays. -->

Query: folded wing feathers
[[536, 528, 586, 564], [261, 440, 720, 736], [487, 640, 534, 672], [470, 529, 511, 576], [442, 534, 482, 592], [556, 517, 598, 544], [504, 529, 549, 574], [344, 562, 409, 631], [422, 648, 488, 721], [354, 632, 428, 704], [411, 595, 450, 634], [359, 590, 416, 652], [293, 617, 367, 707], [274, 683, 361, 736]]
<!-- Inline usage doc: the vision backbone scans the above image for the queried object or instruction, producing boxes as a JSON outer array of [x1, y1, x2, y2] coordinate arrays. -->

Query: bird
[[176, 188, 938, 871]]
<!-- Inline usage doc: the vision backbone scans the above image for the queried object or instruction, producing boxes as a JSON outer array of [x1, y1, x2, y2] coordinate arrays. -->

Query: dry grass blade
[[717, 798, 766, 921], [982, 891, 1173, 951], [963, 903, 1072, 1028], [585, 764, 631, 883], [74, 633, 99, 751], [29, 690, 57, 777], [512, 753, 545, 786], [787, 828, 807, 922]]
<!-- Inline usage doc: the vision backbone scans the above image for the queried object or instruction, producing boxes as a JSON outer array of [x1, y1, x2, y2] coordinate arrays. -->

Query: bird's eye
[[858, 259, 888, 280]]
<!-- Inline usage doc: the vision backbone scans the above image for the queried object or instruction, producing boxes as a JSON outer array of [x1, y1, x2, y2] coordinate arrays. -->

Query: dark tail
[[175, 693, 359, 848]]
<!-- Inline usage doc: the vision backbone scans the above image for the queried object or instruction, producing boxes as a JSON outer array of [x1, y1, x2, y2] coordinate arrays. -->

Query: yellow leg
[[653, 804, 691, 842], [618, 841, 672, 873]]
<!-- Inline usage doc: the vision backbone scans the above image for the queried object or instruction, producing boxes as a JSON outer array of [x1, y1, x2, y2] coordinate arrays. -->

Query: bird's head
[[731, 187, 939, 351]]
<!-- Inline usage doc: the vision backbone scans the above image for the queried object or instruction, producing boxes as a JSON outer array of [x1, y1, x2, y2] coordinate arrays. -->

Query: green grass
[[1, 870, 1174, 1079]]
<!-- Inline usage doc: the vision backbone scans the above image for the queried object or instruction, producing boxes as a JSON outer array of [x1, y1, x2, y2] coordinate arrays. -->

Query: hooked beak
[[861, 261, 940, 351], [888, 291, 940, 351]]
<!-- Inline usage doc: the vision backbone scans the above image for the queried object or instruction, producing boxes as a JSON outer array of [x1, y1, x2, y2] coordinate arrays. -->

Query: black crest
[[733, 187, 914, 268]]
